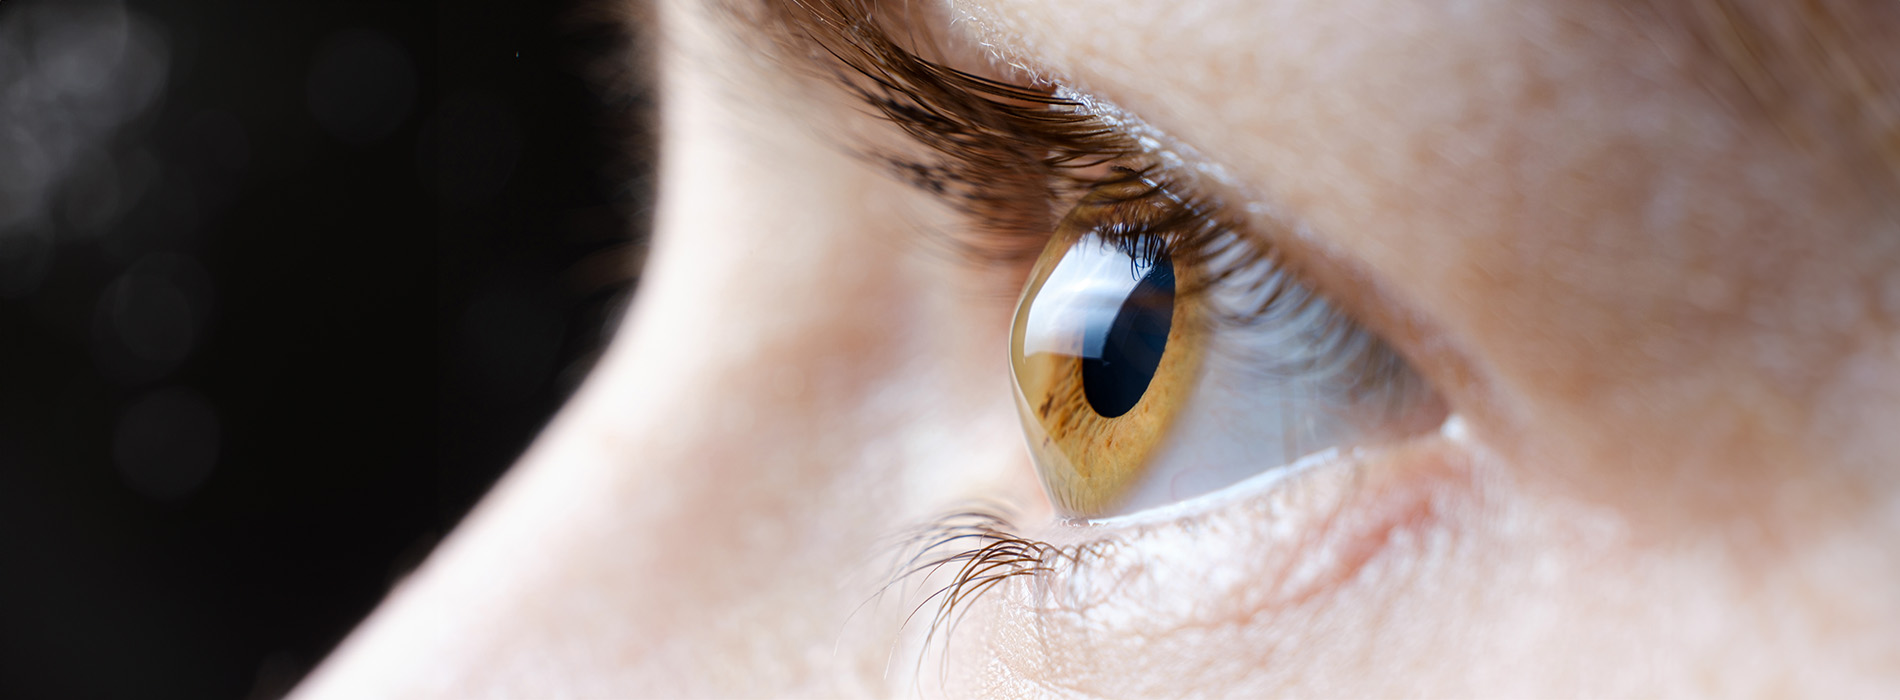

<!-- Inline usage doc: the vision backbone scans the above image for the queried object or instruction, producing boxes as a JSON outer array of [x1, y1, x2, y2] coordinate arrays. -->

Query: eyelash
[[1038, 167, 1406, 387], [817, 19, 1399, 386], [788, 1, 1411, 662], [881, 509, 1097, 681]]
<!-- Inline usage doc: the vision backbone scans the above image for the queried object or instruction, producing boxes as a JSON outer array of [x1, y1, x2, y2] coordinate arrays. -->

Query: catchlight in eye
[[1009, 182, 1210, 518]]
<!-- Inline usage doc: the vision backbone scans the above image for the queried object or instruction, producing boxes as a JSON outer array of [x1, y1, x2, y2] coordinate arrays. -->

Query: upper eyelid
[[836, 43, 1408, 377], [777, 0, 1426, 362], [901, 18, 1494, 417], [1044, 90, 1339, 297], [1031, 87, 1443, 375], [1049, 86, 1257, 215], [908, 75, 1320, 285], [769, 0, 1300, 245]]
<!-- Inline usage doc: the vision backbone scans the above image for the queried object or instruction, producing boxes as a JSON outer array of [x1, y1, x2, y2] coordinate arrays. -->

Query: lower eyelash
[[878, 509, 1102, 680]]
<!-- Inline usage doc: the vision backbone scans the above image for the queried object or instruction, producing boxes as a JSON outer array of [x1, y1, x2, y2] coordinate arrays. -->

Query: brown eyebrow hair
[[1639, 0, 1900, 187]]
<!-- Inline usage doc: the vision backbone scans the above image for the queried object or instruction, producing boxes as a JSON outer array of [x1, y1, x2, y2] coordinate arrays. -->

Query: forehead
[[938, 0, 1898, 179]]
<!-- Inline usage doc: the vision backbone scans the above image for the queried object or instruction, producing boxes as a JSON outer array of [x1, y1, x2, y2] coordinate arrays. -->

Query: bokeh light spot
[[91, 254, 214, 383], [0, 0, 169, 230]]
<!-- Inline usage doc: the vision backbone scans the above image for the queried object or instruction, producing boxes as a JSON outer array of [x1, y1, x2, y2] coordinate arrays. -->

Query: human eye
[[786, 7, 1452, 530], [777, 0, 1479, 658], [1011, 168, 1446, 519]]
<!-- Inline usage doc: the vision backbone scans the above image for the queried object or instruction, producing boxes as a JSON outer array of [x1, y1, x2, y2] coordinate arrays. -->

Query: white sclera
[[1111, 344, 1353, 515], [1011, 228, 1434, 519]]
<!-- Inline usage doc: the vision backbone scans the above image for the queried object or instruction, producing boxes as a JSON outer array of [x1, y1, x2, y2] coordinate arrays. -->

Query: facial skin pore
[[296, 0, 1900, 697]]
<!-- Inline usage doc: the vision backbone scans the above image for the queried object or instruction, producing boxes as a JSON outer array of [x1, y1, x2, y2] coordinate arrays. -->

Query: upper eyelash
[[787, 0, 1136, 264], [1070, 168, 1409, 391], [777, 0, 1401, 358], [787, 0, 1397, 388]]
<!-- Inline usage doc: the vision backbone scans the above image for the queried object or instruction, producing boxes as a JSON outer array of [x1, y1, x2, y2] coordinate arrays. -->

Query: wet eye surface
[[1009, 177, 1209, 517], [1011, 174, 1446, 519]]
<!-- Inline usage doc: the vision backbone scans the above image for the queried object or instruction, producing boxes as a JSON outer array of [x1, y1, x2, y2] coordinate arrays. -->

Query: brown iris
[[1009, 180, 1210, 517]]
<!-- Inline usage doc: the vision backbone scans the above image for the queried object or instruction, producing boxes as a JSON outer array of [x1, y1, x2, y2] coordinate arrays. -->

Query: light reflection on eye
[[1010, 176, 1446, 519]]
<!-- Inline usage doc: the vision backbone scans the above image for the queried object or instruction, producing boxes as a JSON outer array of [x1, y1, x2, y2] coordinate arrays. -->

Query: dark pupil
[[1081, 250, 1175, 418]]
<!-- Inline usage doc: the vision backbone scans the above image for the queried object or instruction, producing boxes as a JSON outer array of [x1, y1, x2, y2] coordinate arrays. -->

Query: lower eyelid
[[1006, 433, 1470, 631]]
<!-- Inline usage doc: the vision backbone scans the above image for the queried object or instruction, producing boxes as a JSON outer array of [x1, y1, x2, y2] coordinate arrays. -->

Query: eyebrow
[[1640, 0, 1900, 185]]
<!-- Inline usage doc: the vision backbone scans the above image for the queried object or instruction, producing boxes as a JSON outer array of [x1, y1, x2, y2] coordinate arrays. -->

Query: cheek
[[944, 443, 1814, 698], [944, 439, 1479, 696]]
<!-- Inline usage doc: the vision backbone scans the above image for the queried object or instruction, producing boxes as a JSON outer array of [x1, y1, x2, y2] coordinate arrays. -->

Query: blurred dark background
[[0, 0, 651, 697]]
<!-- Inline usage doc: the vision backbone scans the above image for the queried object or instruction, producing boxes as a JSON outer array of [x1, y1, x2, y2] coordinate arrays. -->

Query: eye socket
[[1010, 175, 1445, 519]]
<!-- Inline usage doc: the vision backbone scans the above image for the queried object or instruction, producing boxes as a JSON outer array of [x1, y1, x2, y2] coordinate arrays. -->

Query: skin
[[297, 0, 1900, 696]]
